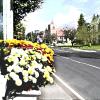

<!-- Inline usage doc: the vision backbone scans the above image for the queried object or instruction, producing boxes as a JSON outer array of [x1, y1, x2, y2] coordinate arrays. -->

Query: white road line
[[54, 48, 72, 53], [53, 73, 85, 100], [60, 56, 100, 70]]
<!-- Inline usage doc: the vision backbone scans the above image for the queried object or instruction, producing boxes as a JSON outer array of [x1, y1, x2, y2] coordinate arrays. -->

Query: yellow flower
[[40, 44, 48, 49], [43, 71, 50, 79], [47, 77, 54, 84], [45, 48, 51, 53], [32, 43, 40, 48], [0, 40, 3, 43], [44, 54, 54, 62], [28, 68, 34, 75], [7, 56, 15, 62]]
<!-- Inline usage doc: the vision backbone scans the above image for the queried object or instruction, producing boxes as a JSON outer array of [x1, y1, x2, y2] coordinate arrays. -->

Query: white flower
[[13, 65, 23, 73], [42, 55, 47, 62], [28, 75, 33, 80], [9, 72, 19, 80], [11, 48, 18, 55], [19, 58, 27, 66], [46, 66, 52, 72], [7, 66, 14, 72], [15, 79, 22, 86], [34, 63, 43, 72], [5, 74, 10, 80], [35, 71, 39, 78], [35, 52, 42, 59], [13, 58, 19, 65], [22, 70, 28, 76], [31, 61, 38, 67], [23, 76, 28, 82], [32, 77, 37, 83]]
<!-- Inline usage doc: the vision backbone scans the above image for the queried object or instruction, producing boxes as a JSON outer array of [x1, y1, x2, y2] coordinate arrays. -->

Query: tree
[[78, 13, 85, 28], [0, 0, 3, 12], [44, 29, 53, 44], [13, 0, 43, 34], [14, 22, 26, 40], [77, 14, 89, 45], [64, 28, 70, 42], [26, 32, 37, 42], [64, 27, 76, 46]]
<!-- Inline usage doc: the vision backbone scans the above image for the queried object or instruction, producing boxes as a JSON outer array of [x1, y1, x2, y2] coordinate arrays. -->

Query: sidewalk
[[39, 83, 72, 100], [0, 75, 72, 100]]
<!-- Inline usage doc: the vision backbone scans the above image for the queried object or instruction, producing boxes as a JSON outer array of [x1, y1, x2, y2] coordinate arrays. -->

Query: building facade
[[45, 21, 65, 43]]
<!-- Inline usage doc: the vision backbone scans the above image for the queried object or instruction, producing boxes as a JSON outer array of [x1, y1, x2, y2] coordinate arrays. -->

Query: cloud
[[22, 10, 49, 34], [76, 0, 88, 3], [53, 6, 81, 28]]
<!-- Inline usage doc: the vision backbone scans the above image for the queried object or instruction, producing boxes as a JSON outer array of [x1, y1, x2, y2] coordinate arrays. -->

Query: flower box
[[0, 39, 55, 100], [11, 90, 41, 100]]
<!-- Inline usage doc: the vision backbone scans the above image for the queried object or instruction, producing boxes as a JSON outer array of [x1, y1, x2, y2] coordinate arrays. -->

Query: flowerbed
[[0, 39, 55, 99]]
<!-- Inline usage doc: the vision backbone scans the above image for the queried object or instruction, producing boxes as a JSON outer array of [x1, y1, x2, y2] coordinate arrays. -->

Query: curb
[[53, 73, 85, 100]]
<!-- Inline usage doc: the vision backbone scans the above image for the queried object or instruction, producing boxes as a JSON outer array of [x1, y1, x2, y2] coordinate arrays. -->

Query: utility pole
[[3, 0, 13, 40]]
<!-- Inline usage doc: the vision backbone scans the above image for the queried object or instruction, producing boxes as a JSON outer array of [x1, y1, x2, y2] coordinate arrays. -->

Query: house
[[45, 21, 65, 43]]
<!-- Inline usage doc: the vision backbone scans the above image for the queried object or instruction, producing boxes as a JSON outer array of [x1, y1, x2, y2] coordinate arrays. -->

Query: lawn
[[77, 45, 100, 51], [55, 44, 100, 51]]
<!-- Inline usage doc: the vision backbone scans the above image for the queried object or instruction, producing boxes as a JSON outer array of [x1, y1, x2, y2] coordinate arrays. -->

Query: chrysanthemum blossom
[[15, 79, 22, 86]]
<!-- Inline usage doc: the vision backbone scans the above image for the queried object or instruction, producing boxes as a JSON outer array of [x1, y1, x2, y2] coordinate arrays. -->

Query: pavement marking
[[53, 48, 73, 53], [60, 56, 100, 70], [53, 73, 85, 100]]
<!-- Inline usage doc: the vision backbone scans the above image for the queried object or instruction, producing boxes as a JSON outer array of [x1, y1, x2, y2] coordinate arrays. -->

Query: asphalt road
[[54, 48, 100, 100]]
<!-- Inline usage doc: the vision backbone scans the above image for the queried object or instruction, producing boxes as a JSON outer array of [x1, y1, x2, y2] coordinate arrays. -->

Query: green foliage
[[13, 0, 43, 24], [78, 14, 85, 27], [44, 33, 52, 44], [51, 34, 57, 41], [64, 28, 76, 42], [26, 32, 37, 42], [77, 14, 91, 45], [64, 29, 70, 42], [15, 22, 26, 33], [13, 0, 43, 35], [0, 31, 3, 39], [0, 0, 3, 12], [14, 22, 25, 40]]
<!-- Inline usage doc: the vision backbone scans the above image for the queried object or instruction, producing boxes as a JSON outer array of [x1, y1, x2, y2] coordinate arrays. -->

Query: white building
[[3, 0, 13, 40]]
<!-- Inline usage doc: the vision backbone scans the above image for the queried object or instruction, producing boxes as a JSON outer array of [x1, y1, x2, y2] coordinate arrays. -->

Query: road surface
[[54, 48, 100, 100]]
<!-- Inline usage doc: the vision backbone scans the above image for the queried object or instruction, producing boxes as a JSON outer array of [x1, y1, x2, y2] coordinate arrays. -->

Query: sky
[[22, 0, 100, 34]]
